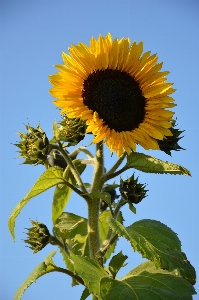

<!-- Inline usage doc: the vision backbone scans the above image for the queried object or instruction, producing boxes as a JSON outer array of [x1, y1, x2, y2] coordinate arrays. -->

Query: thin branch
[[102, 165, 129, 183], [105, 152, 127, 176], [49, 265, 84, 285], [55, 143, 88, 195], [62, 178, 90, 202], [97, 234, 119, 259], [69, 146, 94, 160]]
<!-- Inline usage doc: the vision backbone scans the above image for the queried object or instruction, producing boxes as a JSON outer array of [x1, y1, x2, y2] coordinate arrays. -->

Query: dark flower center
[[82, 69, 146, 132]]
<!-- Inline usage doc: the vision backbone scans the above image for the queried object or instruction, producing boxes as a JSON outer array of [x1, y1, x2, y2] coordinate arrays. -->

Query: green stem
[[56, 143, 88, 195], [105, 152, 127, 176], [88, 142, 104, 261], [102, 165, 129, 183]]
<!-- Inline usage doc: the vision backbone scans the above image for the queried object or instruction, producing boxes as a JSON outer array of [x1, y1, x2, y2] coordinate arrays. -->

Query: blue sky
[[1, 0, 199, 299]]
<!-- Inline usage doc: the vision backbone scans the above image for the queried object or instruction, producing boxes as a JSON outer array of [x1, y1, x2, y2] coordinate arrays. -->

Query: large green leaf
[[71, 253, 108, 297], [8, 167, 64, 240], [14, 251, 59, 300], [126, 152, 191, 175], [52, 159, 86, 224], [100, 262, 196, 300], [107, 218, 196, 284]]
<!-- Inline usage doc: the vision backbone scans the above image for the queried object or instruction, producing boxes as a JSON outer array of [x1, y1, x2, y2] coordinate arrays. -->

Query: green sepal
[[126, 152, 191, 175]]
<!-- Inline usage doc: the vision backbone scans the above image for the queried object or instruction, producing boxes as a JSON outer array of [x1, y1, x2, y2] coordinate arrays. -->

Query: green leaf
[[52, 159, 86, 224], [100, 266, 196, 300], [107, 218, 196, 284], [14, 251, 58, 300], [99, 211, 123, 262], [71, 253, 108, 297], [126, 152, 191, 175], [8, 167, 64, 240], [108, 251, 128, 278], [90, 191, 111, 206], [54, 212, 89, 279], [80, 288, 90, 300]]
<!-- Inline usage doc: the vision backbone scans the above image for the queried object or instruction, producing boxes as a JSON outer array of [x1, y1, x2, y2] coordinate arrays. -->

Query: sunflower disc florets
[[15, 124, 49, 165], [53, 116, 86, 146], [120, 174, 147, 204], [24, 220, 50, 253]]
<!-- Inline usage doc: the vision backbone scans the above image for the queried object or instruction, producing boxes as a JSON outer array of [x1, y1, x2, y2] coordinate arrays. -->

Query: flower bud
[[53, 115, 86, 146], [48, 150, 67, 169], [120, 174, 147, 204], [157, 122, 185, 156], [15, 124, 49, 165], [100, 185, 120, 212], [24, 220, 50, 253]]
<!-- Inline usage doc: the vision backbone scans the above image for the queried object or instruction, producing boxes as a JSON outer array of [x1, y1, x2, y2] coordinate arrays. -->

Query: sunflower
[[49, 33, 176, 156]]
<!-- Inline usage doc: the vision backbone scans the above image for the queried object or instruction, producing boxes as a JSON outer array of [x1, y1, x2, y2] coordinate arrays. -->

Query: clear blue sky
[[1, 0, 199, 299]]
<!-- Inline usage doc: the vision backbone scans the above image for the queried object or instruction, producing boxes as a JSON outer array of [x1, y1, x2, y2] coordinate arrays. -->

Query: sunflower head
[[15, 124, 49, 165], [24, 220, 50, 253], [120, 174, 148, 204], [49, 33, 176, 156], [53, 115, 86, 146]]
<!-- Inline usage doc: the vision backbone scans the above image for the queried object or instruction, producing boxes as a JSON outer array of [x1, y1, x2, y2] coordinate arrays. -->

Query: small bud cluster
[[24, 220, 50, 253], [15, 124, 49, 165], [53, 115, 86, 146], [120, 174, 147, 204]]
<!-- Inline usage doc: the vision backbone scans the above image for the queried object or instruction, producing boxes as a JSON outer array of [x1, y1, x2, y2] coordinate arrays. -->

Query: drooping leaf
[[80, 288, 91, 300], [52, 159, 86, 224], [99, 211, 123, 262], [107, 218, 196, 284], [8, 167, 64, 240], [100, 266, 196, 300], [14, 251, 61, 300], [126, 152, 191, 175], [108, 251, 128, 278], [71, 253, 108, 297]]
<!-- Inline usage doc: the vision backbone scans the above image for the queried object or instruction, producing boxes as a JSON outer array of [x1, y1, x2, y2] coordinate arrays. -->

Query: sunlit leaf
[[100, 265, 196, 300], [8, 167, 64, 240], [107, 218, 196, 284], [71, 253, 108, 296], [14, 251, 61, 300], [126, 152, 191, 175], [108, 251, 128, 278]]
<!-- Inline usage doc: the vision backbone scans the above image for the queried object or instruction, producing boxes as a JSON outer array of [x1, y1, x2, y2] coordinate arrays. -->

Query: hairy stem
[[55, 143, 88, 195], [88, 142, 104, 261]]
